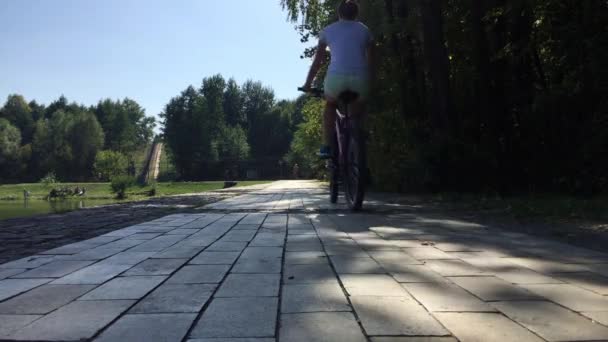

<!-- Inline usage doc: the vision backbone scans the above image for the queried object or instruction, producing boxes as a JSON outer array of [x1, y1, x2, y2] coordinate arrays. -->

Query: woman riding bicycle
[[301, 0, 374, 159]]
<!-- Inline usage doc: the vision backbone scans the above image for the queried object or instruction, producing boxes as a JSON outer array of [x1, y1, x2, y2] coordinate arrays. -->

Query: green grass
[[0, 180, 272, 201]]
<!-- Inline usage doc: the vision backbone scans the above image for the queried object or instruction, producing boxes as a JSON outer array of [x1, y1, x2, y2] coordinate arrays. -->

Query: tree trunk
[[419, 0, 451, 135]]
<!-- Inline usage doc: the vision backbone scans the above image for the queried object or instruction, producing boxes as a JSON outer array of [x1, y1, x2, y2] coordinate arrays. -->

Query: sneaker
[[318, 146, 331, 159]]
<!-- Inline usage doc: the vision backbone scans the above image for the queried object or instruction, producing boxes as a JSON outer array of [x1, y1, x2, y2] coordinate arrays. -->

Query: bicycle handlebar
[[298, 87, 324, 98]]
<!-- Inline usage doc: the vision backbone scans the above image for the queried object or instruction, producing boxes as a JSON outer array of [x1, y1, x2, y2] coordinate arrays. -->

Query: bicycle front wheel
[[344, 124, 366, 210]]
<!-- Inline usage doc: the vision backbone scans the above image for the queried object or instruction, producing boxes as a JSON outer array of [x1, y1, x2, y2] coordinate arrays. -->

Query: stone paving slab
[[553, 271, 608, 295], [403, 247, 455, 260], [191, 251, 241, 265], [281, 283, 350, 313], [60, 246, 126, 261], [3, 181, 608, 341], [80, 276, 166, 300], [582, 311, 608, 326], [371, 338, 458, 342], [130, 283, 216, 313], [585, 263, 608, 277], [284, 263, 337, 284], [448, 276, 539, 301], [520, 283, 608, 311], [390, 265, 449, 283], [206, 241, 248, 252], [153, 246, 204, 259], [123, 258, 188, 276], [494, 301, 608, 341], [167, 265, 230, 284], [434, 312, 545, 342], [6, 299, 134, 341], [51, 264, 133, 285], [350, 295, 448, 336], [404, 283, 494, 312], [0, 268, 26, 280], [0, 278, 51, 301], [279, 312, 367, 342], [216, 274, 279, 297], [95, 313, 197, 342], [423, 259, 485, 276], [232, 259, 282, 274], [330, 256, 386, 274], [190, 297, 278, 338], [98, 251, 157, 266], [0, 314, 41, 338], [0, 284, 95, 314], [340, 274, 409, 296], [0, 255, 57, 269], [188, 339, 274, 342], [285, 251, 328, 265]]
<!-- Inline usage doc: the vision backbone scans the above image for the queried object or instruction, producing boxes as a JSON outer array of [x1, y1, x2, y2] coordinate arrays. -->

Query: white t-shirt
[[320, 20, 373, 75]]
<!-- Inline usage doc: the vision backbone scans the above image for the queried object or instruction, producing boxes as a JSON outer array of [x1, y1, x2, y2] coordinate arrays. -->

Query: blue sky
[[0, 0, 310, 122]]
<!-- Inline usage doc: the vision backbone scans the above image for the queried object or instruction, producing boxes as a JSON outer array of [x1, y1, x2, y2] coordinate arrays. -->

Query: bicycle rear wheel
[[344, 123, 366, 210], [329, 137, 339, 204]]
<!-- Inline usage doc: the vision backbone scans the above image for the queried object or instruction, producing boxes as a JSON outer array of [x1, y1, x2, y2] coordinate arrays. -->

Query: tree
[[94, 150, 128, 180], [0, 118, 24, 180], [242, 80, 276, 158], [161, 86, 210, 179], [31, 109, 104, 181], [162, 76, 300, 180], [216, 125, 250, 160], [282, 0, 608, 193], [223, 78, 245, 126], [93, 98, 155, 155], [0, 95, 34, 144], [285, 98, 325, 178]]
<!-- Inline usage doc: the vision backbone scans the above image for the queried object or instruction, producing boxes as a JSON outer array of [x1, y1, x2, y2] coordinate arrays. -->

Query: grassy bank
[[0, 181, 272, 201]]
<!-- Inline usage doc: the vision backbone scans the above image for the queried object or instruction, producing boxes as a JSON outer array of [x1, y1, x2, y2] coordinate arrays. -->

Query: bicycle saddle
[[338, 91, 359, 104]]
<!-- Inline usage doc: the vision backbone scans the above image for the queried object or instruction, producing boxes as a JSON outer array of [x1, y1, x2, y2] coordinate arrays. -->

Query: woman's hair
[[338, 0, 359, 20]]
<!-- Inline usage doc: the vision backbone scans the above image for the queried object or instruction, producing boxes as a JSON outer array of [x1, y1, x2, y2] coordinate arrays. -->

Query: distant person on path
[[302, 0, 374, 159]]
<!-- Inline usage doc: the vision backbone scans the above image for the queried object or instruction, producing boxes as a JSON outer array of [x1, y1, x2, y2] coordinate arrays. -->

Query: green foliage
[[94, 150, 128, 181], [285, 99, 325, 178], [39, 172, 58, 188], [93, 98, 155, 155], [31, 108, 105, 181], [110, 175, 135, 199], [0, 118, 25, 181], [282, 0, 608, 194], [0, 94, 155, 183], [0, 95, 34, 144], [216, 125, 250, 160], [162, 75, 296, 180]]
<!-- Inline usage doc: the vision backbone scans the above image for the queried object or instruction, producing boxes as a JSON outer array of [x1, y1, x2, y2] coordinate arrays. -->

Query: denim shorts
[[324, 72, 369, 100]]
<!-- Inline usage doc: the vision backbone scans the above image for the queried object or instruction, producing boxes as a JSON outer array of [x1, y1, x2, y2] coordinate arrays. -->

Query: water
[[0, 198, 121, 220]]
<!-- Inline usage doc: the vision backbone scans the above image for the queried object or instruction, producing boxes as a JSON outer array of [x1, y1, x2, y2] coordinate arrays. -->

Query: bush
[[110, 175, 135, 199], [39, 172, 58, 188], [94, 150, 128, 181], [147, 182, 157, 196]]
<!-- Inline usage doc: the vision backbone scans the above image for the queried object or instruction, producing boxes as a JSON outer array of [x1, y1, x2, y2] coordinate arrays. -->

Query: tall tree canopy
[[93, 98, 155, 155], [0, 94, 155, 182], [161, 75, 296, 180], [282, 0, 608, 194]]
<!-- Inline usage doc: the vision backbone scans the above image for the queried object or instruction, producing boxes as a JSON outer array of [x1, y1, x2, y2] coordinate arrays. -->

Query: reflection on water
[[0, 198, 120, 220]]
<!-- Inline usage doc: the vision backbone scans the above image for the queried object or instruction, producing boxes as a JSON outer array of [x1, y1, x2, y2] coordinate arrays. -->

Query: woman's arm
[[303, 41, 328, 88]]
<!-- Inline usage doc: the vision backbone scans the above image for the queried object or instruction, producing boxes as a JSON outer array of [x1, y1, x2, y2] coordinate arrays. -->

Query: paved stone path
[[0, 180, 607, 341]]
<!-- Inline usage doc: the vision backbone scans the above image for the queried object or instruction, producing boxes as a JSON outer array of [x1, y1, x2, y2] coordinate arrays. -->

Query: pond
[[0, 198, 121, 220]]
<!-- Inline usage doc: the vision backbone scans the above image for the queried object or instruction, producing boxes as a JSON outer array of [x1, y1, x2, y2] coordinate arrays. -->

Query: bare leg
[[323, 99, 337, 146]]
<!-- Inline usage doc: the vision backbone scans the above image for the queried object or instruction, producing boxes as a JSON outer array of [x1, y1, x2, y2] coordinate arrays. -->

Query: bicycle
[[298, 87, 367, 211]]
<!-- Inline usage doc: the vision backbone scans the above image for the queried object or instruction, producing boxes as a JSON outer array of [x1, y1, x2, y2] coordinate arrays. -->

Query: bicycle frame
[[298, 86, 366, 210]]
